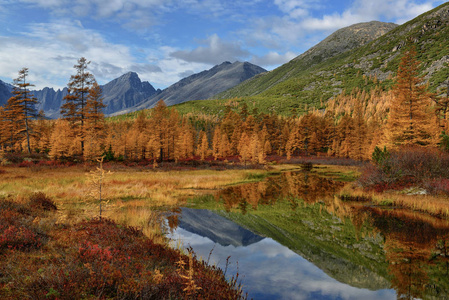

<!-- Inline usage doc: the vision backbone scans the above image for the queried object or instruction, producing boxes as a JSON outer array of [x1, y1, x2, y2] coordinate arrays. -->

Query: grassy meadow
[[1, 162, 279, 299], [0, 163, 276, 240], [2, 159, 449, 299]]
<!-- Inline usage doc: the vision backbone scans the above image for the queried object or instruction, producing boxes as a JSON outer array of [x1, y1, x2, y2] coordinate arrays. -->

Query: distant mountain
[[0, 80, 13, 106], [100, 72, 160, 115], [0, 72, 159, 118], [116, 61, 266, 114], [32, 87, 69, 118]]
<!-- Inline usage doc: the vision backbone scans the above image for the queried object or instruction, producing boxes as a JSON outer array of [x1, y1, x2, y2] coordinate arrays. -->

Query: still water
[[167, 169, 449, 299]]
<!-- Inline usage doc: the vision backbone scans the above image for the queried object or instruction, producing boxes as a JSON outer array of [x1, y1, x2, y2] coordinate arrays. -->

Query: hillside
[[204, 3, 449, 116], [216, 21, 398, 100]]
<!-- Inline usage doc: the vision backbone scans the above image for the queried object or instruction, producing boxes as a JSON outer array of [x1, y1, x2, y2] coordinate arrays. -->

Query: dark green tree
[[12, 68, 39, 153], [60, 57, 95, 154]]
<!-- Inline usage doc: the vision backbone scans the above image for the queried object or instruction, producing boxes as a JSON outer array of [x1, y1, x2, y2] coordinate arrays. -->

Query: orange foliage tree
[[385, 46, 436, 148], [84, 82, 106, 160]]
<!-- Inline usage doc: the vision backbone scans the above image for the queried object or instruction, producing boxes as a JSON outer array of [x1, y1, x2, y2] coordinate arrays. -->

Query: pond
[[167, 168, 449, 299]]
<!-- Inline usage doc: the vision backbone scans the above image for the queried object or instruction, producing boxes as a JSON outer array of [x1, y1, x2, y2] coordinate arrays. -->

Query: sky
[[0, 0, 446, 90]]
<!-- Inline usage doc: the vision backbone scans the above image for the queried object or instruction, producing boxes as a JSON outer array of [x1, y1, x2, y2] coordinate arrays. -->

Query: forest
[[1, 48, 448, 166]]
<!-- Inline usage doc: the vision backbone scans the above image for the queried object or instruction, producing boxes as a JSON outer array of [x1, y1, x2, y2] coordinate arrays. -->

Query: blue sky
[[0, 0, 446, 90]]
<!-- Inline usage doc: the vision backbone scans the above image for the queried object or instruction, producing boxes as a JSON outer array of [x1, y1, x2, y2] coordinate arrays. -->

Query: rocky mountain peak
[[294, 21, 398, 65], [114, 61, 266, 114], [101, 72, 158, 114]]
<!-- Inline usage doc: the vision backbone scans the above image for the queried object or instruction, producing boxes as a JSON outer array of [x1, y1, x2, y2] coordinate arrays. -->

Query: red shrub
[[0, 225, 42, 251], [18, 161, 34, 168], [359, 147, 449, 190], [29, 192, 57, 211], [425, 178, 449, 195]]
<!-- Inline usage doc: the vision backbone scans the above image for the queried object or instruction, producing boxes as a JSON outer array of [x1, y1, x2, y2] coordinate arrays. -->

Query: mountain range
[[114, 61, 266, 115], [0, 61, 265, 118], [2, 2, 449, 118]]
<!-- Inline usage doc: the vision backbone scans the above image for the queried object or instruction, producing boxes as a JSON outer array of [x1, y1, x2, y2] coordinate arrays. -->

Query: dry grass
[[337, 182, 449, 219], [371, 193, 449, 219], [0, 165, 271, 241]]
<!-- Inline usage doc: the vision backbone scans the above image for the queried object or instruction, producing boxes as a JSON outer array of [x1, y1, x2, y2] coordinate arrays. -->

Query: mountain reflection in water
[[169, 210, 395, 300], [167, 170, 449, 299], [177, 207, 264, 247]]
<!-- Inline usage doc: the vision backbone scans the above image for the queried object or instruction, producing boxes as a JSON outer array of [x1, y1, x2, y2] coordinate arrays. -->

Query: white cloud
[[251, 51, 297, 68], [170, 34, 250, 65], [0, 20, 162, 89], [243, 0, 444, 56], [1, 0, 446, 91], [274, 0, 319, 19], [301, 0, 439, 32], [16, 0, 167, 32]]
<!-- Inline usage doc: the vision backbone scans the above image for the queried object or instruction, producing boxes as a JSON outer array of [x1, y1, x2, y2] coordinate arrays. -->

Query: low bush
[[359, 146, 449, 192], [424, 178, 449, 195], [29, 192, 58, 211], [0, 198, 246, 299], [0, 196, 50, 252]]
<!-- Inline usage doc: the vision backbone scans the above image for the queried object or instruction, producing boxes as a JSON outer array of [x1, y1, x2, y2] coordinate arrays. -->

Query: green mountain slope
[[216, 21, 398, 99], [203, 3, 449, 116]]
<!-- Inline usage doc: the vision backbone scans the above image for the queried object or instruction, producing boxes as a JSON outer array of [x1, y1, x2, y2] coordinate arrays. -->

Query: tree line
[[0, 48, 448, 164]]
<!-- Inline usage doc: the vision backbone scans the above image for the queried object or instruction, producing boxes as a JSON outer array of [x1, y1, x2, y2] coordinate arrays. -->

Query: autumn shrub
[[424, 178, 449, 195], [18, 160, 35, 168], [1, 216, 246, 299], [0, 224, 42, 251], [389, 146, 449, 180], [2, 152, 25, 164], [2, 152, 49, 165], [29, 192, 58, 211], [360, 146, 449, 190], [0, 199, 46, 252]]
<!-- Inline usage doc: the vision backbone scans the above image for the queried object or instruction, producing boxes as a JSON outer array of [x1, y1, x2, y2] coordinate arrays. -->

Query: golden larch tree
[[385, 46, 434, 148], [84, 82, 106, 160]]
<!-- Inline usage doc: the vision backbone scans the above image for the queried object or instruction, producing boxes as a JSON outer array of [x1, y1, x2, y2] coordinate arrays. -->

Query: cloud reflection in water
[[168, 226, 396, 300]]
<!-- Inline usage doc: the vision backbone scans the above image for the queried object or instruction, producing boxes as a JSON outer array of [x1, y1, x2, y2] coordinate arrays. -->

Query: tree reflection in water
[[216, 171, 345, 213], [176, 169, 449, 299], [357, 207, 449, 299]]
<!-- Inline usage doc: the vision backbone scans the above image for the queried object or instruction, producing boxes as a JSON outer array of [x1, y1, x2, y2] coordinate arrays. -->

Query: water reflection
[[168, 212, 396, 300], [177, 207, 263, 247], [166, 170, 449, 299], [217, 171, 344, 213], [359, 207, 449, 299]]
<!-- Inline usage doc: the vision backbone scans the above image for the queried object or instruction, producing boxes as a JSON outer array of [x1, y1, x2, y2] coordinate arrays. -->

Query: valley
[[1, 2, 449, 299]]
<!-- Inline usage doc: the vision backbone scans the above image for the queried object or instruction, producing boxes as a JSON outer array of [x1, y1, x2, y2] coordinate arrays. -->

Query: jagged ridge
[[117, 61, 266, 115]]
